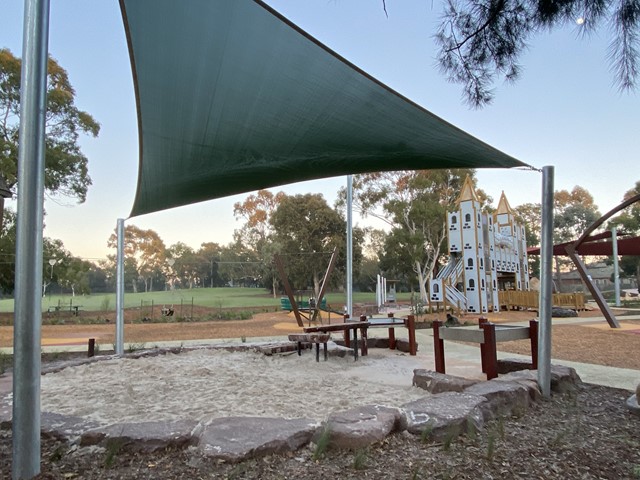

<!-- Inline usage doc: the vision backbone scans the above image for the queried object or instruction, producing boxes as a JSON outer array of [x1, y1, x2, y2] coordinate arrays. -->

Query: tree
[[513, 202, 542, 277], [346, 169, 485, 302], [167, 242, 201, 289], [430, 0, 639, 107], [107, 225, 167, 293], [0, 48, 100, 204], [270, 193, 358, 299], [553, 186, 601, 290], [608, 180, 640, 289], [233, 189, 286, 251], [197, 242, 224, 288]]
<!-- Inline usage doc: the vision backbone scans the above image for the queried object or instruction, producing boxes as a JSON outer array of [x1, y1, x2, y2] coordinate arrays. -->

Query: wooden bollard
[[88, 338, 96, 357], [407, 315, 417, 356], [433, 320, 445, 373]]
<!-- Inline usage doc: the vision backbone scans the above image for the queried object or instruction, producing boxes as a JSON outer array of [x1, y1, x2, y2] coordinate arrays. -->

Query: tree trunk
[[416, 260, 428, 303]]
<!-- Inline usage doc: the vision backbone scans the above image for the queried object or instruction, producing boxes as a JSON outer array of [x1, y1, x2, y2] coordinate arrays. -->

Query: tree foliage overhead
[[429, 0, 640, 106], [0, 48, 100, 201]]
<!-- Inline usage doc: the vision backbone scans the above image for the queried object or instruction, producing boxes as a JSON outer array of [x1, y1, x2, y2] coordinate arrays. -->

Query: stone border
[[0, 346, 584, 463]]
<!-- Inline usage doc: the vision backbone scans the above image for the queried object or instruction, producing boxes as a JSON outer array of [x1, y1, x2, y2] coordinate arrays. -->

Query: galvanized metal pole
[[538, 166, 554, 398], [12, 0, 50, 477], [346, 175, 353, 317], [612, 226, 620, 307], [115, 218, 125, 355]]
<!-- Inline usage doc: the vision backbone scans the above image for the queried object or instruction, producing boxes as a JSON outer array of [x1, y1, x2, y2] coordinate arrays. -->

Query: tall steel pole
[[346, 175, 353, 317], [612, 226, 620, 307], [538, 166, 554, 398], [115, 218, 125, 355], [13, 0, 50, 477]]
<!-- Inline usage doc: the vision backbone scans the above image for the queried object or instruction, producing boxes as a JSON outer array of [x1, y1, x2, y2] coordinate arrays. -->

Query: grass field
[[0, 288, 414, 313]]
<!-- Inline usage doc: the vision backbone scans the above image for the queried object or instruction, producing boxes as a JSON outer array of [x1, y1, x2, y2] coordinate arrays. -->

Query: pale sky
[[2, 0, 638, 261]]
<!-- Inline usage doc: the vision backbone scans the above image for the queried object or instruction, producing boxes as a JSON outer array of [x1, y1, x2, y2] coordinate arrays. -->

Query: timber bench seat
[[288, 333, 331, 362], [432, 318, 539, 380]]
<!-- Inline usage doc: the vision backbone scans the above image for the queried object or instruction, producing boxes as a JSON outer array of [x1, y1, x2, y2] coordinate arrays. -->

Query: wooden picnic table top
[[303, 322, 367, 333]]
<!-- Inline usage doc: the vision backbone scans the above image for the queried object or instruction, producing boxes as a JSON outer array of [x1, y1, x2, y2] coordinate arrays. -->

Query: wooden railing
[[498, 290, 585, 311]]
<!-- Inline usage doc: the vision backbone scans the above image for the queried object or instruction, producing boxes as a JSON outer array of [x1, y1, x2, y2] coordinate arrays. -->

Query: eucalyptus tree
[[0, 48, 100, 230]]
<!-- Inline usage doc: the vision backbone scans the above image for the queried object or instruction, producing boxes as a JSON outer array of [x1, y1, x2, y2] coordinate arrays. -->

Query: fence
[[498, 290, 585, 311]]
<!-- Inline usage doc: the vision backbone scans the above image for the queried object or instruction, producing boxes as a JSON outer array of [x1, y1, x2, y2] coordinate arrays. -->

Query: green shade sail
[[119, 0, 528, 217]]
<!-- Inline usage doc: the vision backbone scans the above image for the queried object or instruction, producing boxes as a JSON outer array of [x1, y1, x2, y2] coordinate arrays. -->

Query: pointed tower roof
[[496, 191, 513, 215], [456, 176, 480, 205]]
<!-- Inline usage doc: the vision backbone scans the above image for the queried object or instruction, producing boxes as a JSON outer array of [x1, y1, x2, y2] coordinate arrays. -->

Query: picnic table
[[46, 305, 82, 316], [303, 321, 368, 360], [364, 314, 417, 355]]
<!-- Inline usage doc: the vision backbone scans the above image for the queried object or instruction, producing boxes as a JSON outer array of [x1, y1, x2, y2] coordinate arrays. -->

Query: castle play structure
[[429, 177, 529, 314]]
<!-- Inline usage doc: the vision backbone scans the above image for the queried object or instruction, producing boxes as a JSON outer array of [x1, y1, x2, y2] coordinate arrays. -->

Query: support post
[[407, 314, 417, 355], [115, 218, 125, 355], [12, 1, 50, 477], [359, 315, 368, 356], [529, 320, 538, 370], [481, 322, 498, 380], [538, 166, 554, 398], [612, 226, 620, 307], [346, 175, 353, 317], [387, 312, 396, 350], [478, 316, 489, 373], [433, 320, 445, 373]]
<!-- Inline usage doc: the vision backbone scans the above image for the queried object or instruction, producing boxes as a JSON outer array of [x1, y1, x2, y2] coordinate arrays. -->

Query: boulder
[[320, 405, 402, 450], [80, 419, 198, 453], [396, 339, 417, 353], [413, 370, 478, 393], [464, 380, 532, 420], [494, 365, 581, 393], [626, 394, 640, 417], [195, 417, 317, 463], [551, 307, 578, 318], [42, 412, 101, 441], [497, 358, 533, 374], [400, 392, 486, 441]]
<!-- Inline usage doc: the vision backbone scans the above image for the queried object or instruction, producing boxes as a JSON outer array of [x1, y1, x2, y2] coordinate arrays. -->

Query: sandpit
[[38, 347, 427, 426]]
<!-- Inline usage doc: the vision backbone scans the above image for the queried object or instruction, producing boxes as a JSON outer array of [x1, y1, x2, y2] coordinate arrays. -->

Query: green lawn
[[0, 288, 414, 313]]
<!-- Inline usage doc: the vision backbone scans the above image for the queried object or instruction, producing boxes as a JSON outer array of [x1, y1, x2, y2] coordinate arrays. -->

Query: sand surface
[[38, 346, 427, 425]]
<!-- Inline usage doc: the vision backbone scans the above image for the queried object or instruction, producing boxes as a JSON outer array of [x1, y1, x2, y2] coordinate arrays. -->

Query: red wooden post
[[529, 319, 539, 370], [386, 312, 396, 349], [88, 338, 95, 358], [359, 315, 368, 356], [343, 314, 351, 347], [481, 322, 498, 380], [433, 320, 445, 373], [478, 316, 488, 373], [407, 314, 417, 355]]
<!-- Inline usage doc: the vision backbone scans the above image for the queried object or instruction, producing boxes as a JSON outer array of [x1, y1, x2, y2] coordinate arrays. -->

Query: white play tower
[[429, 177, 530, 314]]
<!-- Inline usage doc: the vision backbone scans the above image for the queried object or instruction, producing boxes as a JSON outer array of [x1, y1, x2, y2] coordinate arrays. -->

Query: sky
[[2, 0, 638, 261]]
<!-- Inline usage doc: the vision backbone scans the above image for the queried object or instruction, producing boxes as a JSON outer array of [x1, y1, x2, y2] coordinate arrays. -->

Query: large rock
[[80, 419, 198, 452], [464, 380, 532, 420], [497, 358, 533, 374], [195, 417, 318, 463], [42, 412, 101, 440], [494, 365, 581, 393], [320, 405, 402, 450], [396, 339, 417, 353], [551, 307, 578, 318], [400, 392, 486, 441], [413, 370, 478, 393]]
